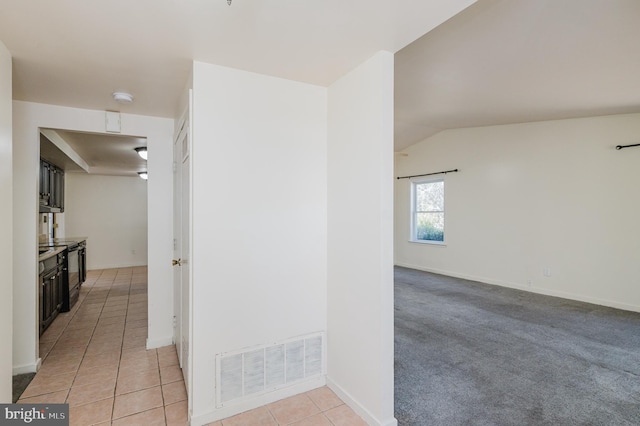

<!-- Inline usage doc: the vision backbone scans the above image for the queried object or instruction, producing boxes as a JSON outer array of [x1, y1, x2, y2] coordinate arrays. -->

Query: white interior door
[[173, 102, 192, 395], [180, 120, 191, 390], [173, 120, 183, 360]]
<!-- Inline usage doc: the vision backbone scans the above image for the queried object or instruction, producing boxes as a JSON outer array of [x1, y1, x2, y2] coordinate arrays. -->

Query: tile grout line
[[72, 269, 123, 411], [69, 269, 130, 415], [39, 272, 94, 364], [68, 269, 114, 395], [112, 268, 170, 425], [26, 270, 102, 400], [110, 268, 129, 423], [22, 267, 178, 421], [23, 268, 109, 401]]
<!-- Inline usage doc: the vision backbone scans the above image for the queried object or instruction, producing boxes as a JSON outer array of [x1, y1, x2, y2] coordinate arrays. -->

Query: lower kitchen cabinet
[[39, 251, 66, 335]]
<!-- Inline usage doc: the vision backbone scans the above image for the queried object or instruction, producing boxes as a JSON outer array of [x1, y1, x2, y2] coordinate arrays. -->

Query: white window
[[411, 179, 445, 243]]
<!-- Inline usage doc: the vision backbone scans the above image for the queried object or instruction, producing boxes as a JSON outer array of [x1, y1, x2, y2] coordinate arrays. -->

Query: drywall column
[[12, 102, 173, 372], [327, 51, 396, 426], [190, 62, 327, 423], [0, 40, 13, 402]]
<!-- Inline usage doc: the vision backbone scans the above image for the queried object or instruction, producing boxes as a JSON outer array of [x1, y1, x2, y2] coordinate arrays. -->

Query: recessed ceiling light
[[138, 171, 148, 180], [113, 92, 134, 104], [134, 147, 148, 160]]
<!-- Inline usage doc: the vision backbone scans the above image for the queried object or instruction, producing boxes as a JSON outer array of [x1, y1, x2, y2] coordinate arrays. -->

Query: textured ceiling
[[3, 0, 637, 159], [1, 0, 477, 171], [0, 0, 475, 118]]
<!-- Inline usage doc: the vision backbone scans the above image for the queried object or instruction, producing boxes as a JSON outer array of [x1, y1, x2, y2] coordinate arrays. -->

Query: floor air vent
[[216, 333, 324, 406]]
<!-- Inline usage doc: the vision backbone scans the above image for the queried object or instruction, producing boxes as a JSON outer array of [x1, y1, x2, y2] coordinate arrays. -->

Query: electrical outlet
[[543, 267, 551, 277], [132, 249, 136, 255], [527, 279, 532, 287]]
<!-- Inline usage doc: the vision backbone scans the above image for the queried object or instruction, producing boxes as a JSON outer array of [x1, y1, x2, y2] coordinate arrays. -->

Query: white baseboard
[[326, 378, 398, 426], [87, 261, 148, 270], [190, 376, 326, 426], [147, 335, 174, 350], [395, 262, 640, 313], [13, 358, 40, 375]]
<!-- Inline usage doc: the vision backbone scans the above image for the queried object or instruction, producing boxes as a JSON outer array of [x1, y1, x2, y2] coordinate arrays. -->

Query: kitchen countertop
[[38, 237, 87, 261], [38, 246, 66, 261], [41, 236, 87, 245]]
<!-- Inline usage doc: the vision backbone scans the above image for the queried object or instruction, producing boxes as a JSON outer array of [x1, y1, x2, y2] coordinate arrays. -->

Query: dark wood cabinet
[[39, 160, 51, 208], [39, 159, 64, 212], [39, 251, 66, 335], [52, 166, 65, 210]]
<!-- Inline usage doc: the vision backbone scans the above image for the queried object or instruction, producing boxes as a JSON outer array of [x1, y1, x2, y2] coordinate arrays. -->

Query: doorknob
[[172, 258, 182, 266]]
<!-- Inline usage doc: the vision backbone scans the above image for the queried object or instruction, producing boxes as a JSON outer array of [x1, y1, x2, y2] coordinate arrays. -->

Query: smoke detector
[[113, 92, 134, 104]]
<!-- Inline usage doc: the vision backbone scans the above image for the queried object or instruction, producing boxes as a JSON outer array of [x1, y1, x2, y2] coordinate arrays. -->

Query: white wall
[[327, 51, 396, 426], [395, 113, 640, 312], [0, 40, 13, 402], [64, 173, 148, 270], [12, 102, 173, 373], [190, 62, 327, 423]]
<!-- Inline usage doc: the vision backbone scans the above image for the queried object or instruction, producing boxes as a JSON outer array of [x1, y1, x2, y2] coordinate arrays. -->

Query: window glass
[[412, 180, 444, 242]]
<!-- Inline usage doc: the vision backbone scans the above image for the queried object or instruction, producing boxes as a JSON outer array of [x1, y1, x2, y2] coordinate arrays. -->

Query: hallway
[[18, 267, 188, 425], [17, 266, 366, 426]]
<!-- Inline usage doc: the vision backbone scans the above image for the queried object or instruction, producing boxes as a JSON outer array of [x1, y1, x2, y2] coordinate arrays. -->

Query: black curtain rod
[[396, 168, 459, 180], [616, 143, 640, 150]]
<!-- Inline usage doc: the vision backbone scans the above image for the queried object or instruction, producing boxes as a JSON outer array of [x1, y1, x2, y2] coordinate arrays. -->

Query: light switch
[[105, 111, 121, 133]]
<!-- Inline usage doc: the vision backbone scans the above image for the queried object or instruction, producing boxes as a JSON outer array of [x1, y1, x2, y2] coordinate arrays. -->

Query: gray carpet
[[13, 372, 35, 403], [394, 266, 640, 426]]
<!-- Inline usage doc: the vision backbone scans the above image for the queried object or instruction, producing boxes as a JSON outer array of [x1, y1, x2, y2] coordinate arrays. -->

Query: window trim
[[410, 177, 446, 245]]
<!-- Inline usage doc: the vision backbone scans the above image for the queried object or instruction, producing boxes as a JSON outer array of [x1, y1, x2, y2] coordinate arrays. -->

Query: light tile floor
[[19, 267, 366, 426], [205, 388, 368, 426], [19, 267, 188, 425]]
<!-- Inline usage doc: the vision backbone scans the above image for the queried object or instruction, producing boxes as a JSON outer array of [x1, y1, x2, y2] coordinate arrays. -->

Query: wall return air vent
[[216, 333, 324, 407]]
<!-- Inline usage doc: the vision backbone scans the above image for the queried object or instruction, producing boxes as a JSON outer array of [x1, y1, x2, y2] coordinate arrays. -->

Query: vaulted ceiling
[[395, 0, 640, 149]]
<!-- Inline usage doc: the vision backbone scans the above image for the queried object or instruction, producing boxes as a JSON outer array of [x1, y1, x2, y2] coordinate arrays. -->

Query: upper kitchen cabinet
[[39, 130, 86, 213], [39, 159, 50, 208], [39, 158, 64, 212]]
